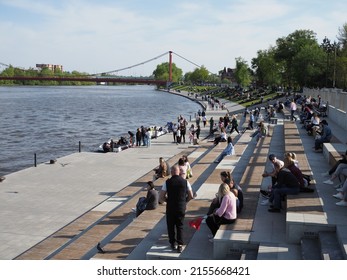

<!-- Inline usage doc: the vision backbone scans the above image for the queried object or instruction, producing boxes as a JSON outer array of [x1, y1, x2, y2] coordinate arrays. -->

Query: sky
[[0, 0, 346, 76]]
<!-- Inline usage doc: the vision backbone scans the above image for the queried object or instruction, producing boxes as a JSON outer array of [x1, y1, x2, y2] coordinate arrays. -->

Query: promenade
[[1, 90, 346, 260]]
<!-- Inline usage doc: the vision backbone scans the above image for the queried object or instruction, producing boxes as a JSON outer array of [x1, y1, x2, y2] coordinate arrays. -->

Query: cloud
[[1, 0, 346, 75]]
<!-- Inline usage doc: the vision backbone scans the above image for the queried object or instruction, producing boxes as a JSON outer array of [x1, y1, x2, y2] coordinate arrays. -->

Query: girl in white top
[[182, 155, 193, 178]]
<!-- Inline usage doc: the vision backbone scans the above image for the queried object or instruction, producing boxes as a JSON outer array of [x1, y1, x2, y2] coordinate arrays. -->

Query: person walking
[[290, 99, 297, 121], [159, 164, 194, 253], [248, 112, 254, 130], [209, 117, 214, 135], [229, 115, 240, 135]]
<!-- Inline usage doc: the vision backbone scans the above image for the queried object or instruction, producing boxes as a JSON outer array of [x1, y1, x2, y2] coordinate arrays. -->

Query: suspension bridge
[[0, 51, 202, 85]]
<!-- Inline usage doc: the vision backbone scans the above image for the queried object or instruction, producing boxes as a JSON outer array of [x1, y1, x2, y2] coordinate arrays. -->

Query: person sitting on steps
[[153, 157, 169, 180], [313, 119, 332, 152], [213, 127, 227, 145], [214, 136, 235, 163], [267, 161, 300, 213], [321, 149, 347, 179], [323, 163, 347, 186], [206, 183, 237, 242], [332, 177, 347, 207], [132, 181, 159, 217]]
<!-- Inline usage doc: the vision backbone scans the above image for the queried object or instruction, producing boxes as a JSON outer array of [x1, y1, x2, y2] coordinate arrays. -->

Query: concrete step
[[301, 231, 345, 260], [301, 237, 320, 260], [319, 231, 345, 260], [145, 124, 263, 260]]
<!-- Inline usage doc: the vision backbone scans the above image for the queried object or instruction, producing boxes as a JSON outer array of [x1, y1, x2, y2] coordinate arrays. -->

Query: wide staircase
[[14, 108, 347, 260]]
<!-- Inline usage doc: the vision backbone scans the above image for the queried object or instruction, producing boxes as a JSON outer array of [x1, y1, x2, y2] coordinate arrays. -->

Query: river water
[[0, 85, 201, 176]]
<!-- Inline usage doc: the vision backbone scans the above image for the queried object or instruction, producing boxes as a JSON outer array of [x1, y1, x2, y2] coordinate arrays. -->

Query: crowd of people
[[171, 115, 201, 145], [260, 152, 314, 212], [112, 90, 345, 255], [156, 152, 243, 249], [103, 89, 346, 257]]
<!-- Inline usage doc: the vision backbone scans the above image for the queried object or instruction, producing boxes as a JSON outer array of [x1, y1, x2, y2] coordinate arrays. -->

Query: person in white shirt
[[290, 99, 297, 121]]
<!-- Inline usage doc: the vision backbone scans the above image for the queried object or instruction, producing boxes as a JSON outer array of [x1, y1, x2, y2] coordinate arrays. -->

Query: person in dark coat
[[268, 161, 300, 212], [159, 165, 194, 253], [134, 181, 159, 217]]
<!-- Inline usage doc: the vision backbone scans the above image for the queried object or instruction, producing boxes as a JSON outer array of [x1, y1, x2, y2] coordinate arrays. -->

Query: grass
[[171, 84, 284, 108]]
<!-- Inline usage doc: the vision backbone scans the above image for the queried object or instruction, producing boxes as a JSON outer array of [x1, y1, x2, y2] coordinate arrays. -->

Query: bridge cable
[[172, 51, 216, 75], [171, 51, 202, 69], [0, 62, 9, 67], [91, 51, 169, 76]]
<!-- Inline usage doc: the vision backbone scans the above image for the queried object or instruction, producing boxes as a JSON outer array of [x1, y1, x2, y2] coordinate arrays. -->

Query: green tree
[[336, 23, 347, 88], [0, 65, 15, 85], [39, 67, 57, 85], [234, 57, 252, 88], [207, 74, 222, 84], [153, 62, 182, 83], [335, 49, 347, 89], [337, 22, 347, 49], [293, 43, 326, 87], [188, 66, 209, 84], [252, 48, 283, 87], [274, 29, 318, 88]]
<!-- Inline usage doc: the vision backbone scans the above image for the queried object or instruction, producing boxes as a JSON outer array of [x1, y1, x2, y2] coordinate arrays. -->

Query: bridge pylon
[[169, 51, 173, 83]]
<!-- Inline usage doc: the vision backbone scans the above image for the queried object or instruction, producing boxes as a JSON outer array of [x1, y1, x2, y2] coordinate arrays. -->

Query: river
[[0, 85, 201, 176]]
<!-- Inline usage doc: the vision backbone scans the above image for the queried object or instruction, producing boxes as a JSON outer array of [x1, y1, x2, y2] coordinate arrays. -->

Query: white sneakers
[[321, 171, 330, 177], [324, 179, 334, 185], [336, 200, 347, 207], [333, 193, 344, 200]]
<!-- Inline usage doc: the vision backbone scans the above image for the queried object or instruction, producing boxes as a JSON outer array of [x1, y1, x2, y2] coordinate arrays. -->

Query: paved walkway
[[1, 89, 346, 260], [0, 90, 240, 260]]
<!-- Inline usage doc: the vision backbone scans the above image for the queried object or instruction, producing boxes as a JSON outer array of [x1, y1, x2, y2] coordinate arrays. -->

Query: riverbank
[[0, 89, 232, 259], [2, 88, 347, 260], [0, 85, 202, 176]]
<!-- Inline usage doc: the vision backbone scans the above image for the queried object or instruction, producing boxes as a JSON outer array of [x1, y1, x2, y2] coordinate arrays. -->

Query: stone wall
[[303, 88, 347, 130]]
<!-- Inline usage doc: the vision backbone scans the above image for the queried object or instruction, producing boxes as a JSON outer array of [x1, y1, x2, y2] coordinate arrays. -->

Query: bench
[[86, 147, 214, 260], [322, 143, 347, 166], [283, 121, 332, 243], [213, 126, 272, 259], [145, 126, 255, 259]]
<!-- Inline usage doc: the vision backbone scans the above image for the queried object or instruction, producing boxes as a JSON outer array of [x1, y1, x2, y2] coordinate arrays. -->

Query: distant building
[[219, 67, 236, 83], [36, 64, 63, 72]]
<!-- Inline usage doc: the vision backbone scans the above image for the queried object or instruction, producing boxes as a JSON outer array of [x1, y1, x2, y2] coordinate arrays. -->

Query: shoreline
[[0, 89, 234, 259], [0, 86, 201, 177]]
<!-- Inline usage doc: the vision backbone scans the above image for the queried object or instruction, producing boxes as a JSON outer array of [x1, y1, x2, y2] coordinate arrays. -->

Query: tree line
[[154, 23, 347, 90], [2, 23, 347, 89], [0, 66, 95, 86]]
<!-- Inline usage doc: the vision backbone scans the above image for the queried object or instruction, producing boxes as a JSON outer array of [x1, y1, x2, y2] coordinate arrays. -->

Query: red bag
[[189, 217, 203, 230]]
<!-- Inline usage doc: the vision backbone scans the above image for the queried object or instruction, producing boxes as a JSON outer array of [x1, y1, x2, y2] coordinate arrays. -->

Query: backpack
[[136, 197, 148, 212]]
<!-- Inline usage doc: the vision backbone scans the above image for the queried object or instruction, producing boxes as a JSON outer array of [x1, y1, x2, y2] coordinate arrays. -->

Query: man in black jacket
[[159, 164, 194, 253], [268, 161, 300, 213]]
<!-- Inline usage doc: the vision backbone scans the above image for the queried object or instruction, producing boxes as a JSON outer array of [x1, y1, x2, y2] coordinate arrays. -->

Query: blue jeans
[[273, 186, 300, 209], [314, 137, 330, 150]]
